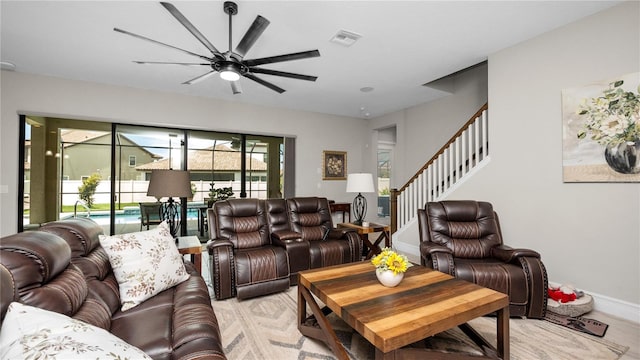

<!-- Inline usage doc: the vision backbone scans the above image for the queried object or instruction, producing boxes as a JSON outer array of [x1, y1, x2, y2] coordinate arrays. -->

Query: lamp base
[[352, 193, 367, 225], [161, 197, 181, 238]]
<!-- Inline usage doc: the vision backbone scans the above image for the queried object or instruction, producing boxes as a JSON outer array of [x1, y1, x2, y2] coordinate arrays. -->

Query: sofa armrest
[[206, 240, 235, 300], [271, 230, 301, 242], [271, 232, 309, 285], [420, 241, 452, 255], [492, 245, 540, 263], [329, 228, 356, 238], [325, 230, 361, 263], [420, 242, 454, 274]]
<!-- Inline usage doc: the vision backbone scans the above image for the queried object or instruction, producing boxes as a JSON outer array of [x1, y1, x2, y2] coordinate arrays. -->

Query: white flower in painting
[[578, 80, 640, 146]]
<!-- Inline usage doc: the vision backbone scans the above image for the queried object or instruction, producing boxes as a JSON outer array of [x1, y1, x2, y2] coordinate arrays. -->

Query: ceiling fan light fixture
[[220, 69, 240, 81], [117, 1, 319, 92], [219, 62, 241, 81]]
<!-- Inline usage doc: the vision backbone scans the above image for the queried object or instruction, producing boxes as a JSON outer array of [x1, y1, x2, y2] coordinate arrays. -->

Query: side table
[[338, 222, 390, 259], [177, 235, 202, 274]]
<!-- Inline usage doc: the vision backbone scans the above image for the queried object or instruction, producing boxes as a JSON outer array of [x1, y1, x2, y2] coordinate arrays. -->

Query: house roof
[[135, 144, 268, 172], [60, 129, 162, 159], [60, 129, 108, 145]]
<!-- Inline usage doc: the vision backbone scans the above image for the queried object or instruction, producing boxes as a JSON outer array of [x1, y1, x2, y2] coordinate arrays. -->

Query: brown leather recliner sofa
[[207, 197, 362, 300], [418, 200, 548, 319], [0, 218, 226, 360]]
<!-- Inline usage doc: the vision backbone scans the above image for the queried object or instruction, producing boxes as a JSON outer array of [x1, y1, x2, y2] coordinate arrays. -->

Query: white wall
[[370, 63, 488, 188], [0, 71, 367, 235], [372, 2, 639, 318], [452, 2, 639, 311]]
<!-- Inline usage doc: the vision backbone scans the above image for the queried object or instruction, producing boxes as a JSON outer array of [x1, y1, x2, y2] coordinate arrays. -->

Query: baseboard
[[549, 281, 640, 324]]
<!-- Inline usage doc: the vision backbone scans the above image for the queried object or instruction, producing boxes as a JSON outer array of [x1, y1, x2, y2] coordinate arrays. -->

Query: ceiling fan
[[114, 1, 320, 94]]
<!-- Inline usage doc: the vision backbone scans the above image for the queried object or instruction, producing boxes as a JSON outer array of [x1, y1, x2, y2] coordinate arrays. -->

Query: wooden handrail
[[390, 103, 488, 234], [398, 103, 487, 194]]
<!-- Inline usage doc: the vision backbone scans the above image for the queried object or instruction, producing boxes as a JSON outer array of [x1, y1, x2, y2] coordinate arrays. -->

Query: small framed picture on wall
[[322, 151, 347, 180]]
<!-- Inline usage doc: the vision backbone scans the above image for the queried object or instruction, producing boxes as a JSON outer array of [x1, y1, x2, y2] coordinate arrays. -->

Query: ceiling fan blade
[[243, 50, 320, 67], [160, 2, 221, 56], [114, 28, 213, 61], [133, 61, 210, 66], [243, 73, 285, 93], [234, 15, 270, 58], [249, 67, 317, 81], [231, 81, 242, 94], [182, 70, 218, 85]]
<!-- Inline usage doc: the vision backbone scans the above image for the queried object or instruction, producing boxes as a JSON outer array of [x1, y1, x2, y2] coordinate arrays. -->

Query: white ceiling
[[0, 1, 621, 119]]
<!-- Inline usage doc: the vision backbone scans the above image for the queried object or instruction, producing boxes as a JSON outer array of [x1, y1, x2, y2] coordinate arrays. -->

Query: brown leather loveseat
[[0, 218, 226, 360], [207, 197, 362, 300]]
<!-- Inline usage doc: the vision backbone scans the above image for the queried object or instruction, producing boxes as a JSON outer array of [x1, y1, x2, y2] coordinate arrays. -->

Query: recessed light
[[360, 86, 374, 93], [0, 61, 16, 71]]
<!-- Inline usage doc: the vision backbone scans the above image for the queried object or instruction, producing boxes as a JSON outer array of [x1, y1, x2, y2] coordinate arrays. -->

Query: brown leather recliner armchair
[[286, 197, 361, 269], [418, 200, 548, 318], [207, 199, 290, 300]]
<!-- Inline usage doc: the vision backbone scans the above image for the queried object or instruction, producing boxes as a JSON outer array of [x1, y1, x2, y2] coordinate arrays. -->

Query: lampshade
[[346, 173, 374, 193], [147, 170, 192, 198]]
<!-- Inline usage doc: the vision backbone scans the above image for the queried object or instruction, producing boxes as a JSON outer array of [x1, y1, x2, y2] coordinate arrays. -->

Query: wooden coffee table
[[297, 262, 510, 360]]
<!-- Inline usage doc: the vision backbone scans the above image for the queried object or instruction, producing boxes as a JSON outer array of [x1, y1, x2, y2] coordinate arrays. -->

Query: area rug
[[209, 286, 629, 360]]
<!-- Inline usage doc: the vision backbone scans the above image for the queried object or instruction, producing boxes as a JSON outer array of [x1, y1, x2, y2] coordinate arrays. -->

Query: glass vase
[[604, 138, 640, 174]]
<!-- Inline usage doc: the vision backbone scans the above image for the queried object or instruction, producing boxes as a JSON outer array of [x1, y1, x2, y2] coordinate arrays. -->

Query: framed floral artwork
[[561, 72, 640, 182], [322, 151, 347, 180]]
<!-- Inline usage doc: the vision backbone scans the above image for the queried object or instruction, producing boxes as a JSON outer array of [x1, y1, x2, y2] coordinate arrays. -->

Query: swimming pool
[[60, 207, 202, 225]]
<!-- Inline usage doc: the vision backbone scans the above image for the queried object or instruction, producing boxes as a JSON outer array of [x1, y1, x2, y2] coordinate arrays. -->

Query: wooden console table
[[329, 202, 351, 223]]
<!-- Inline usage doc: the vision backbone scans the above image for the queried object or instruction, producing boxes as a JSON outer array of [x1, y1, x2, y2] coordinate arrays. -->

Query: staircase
[[390, 104, 489, 258]]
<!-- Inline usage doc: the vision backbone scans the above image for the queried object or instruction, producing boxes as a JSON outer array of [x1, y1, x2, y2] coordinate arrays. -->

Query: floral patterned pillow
[[99, 221, 189, 311], [0, 302, 152, 359]]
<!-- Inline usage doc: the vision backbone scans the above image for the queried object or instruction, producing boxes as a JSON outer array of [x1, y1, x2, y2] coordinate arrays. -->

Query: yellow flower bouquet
[[371, 247, 412, 275]]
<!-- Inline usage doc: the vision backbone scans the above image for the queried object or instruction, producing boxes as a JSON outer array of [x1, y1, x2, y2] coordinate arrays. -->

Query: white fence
[[25, 180, 267, 206]]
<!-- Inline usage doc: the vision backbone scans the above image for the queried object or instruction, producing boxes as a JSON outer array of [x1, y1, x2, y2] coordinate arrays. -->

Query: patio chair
[[139, 202, 163, 230]]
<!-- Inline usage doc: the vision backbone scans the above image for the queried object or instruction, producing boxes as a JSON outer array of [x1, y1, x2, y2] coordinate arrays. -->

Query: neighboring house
[[60, 130, 162, 181], [135, 144, 268, 182]]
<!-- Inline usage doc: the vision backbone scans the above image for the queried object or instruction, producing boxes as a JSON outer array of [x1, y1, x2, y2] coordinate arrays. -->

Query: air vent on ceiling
[[330, 30, 362, 47]]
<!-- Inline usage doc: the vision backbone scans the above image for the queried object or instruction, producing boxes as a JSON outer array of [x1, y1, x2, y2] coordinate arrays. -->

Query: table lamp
[[346, 173, 374, 225], [147, 169, 192, 237]]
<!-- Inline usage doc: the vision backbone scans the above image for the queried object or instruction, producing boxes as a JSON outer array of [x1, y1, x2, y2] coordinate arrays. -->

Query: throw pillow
[[0, 302, 152, 359], [99, 221, 189, 311]]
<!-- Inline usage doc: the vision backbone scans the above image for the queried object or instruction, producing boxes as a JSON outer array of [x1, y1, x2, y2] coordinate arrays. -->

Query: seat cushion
[[234, 245, 290, 288]]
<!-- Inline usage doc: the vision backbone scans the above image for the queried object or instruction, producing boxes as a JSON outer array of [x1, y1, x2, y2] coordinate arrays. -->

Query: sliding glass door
[[20, 116, 290, 236]]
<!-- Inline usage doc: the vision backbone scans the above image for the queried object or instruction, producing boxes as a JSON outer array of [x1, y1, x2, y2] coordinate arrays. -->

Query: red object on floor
[[548, 288, 577, 303]]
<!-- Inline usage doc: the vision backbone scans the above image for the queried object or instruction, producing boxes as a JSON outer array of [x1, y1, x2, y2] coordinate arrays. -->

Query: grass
[[60, 203, 138, 212]]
